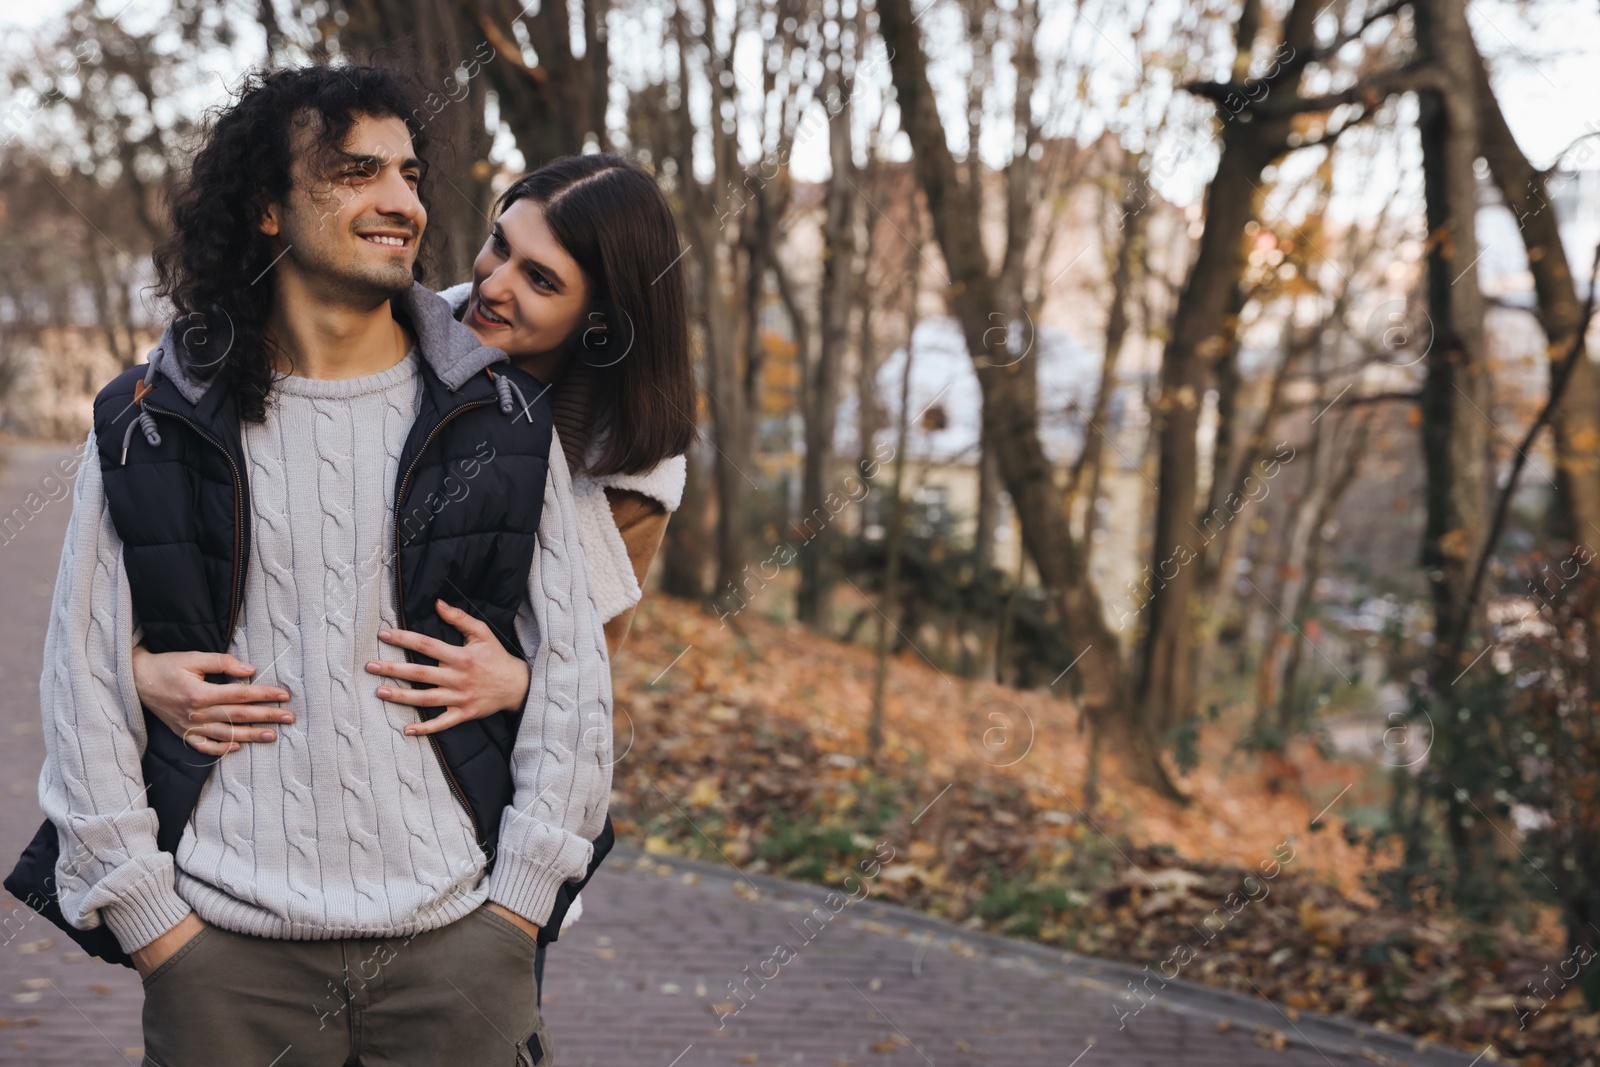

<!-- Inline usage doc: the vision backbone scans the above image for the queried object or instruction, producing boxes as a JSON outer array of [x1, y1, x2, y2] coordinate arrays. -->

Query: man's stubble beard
[[280, 201, 418, 306]]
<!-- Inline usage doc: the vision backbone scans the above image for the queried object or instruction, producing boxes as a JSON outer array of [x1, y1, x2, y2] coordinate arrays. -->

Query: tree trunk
[[481, 0, 606, 166], [797, 69, 857, 627], [1274, 419, 1365, 732], [691, 234, 749, 596], [876, 0, 1179, 798], [1134, 124, 1277, 742], [853, 179, 884, 479], [661, 442, 711, 599], [870, 246, 922, 766], [1255, 412, 1366, 724], [1415, 0, 1491, 668], [1132, 0, 1320, 745], [1469, 36, 1600, 562], [1069, 157, 1145, 538], [665, 3, 751, 598], [974, 426, 1001, 569], [1194, 313, 1296, 682]]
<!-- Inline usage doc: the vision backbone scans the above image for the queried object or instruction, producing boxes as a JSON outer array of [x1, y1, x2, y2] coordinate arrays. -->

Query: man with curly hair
[[5, 64, 609, 1065]]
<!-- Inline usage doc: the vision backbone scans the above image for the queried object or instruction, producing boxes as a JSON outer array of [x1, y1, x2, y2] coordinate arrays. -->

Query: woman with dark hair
[[128, 152, 696, 991], [9, 59, 637, 1061]]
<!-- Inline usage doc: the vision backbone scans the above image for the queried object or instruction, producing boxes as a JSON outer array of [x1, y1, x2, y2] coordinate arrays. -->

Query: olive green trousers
[[139, 905, 555, 1067]]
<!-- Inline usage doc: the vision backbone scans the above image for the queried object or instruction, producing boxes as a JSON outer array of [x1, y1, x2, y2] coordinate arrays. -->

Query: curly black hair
[[151, 65, 432, 421]]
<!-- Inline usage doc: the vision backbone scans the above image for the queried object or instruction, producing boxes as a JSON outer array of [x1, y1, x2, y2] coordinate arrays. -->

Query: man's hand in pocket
[[131, 913, 206, 979], [484, 901, 541, 942]]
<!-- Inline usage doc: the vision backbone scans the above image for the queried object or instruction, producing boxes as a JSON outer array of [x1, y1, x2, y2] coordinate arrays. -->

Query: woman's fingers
[[376, 627, 453, 661], [193, 653, 260, 678], [365, 658, 452, 685], [375, 683, 462, 708], [403, 708, 472, 736], [186, 682, 292, 709], [178, 722, 259, 755], [183, 721, 280, 745], [436, 599, 494, 641], [180, 732, 237, 757], [186, 704, 295, 726]]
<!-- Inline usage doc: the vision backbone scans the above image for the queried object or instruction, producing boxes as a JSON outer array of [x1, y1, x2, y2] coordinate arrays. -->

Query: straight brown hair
[[495, 155, 696, 477]]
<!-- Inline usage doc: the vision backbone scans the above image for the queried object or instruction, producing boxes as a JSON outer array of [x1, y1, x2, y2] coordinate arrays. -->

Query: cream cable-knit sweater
[[37, 352, 612, 952]]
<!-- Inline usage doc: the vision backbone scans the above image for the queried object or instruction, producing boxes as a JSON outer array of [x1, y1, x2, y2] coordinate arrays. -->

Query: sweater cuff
[[485, 828, 593, 928], [98, 864, 193, 953]]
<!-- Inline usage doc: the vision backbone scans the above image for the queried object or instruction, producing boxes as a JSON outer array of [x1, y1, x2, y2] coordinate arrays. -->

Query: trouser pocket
[[141, 925, 213, 989]]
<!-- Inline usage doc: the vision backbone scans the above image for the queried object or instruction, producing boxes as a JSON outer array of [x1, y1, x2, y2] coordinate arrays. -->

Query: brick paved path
[[0, 442, 1475, 1067]]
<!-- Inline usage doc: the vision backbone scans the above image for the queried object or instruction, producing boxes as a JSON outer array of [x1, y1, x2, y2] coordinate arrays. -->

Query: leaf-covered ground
[[608, 595, 1585, 1065]]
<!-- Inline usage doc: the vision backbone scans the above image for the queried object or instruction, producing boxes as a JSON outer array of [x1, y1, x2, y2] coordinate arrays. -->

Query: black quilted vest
[[6, 350, 607, 966]]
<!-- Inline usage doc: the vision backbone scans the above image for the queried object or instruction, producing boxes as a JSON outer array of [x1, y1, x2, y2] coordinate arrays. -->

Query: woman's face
[[465, 198, 590, 376]]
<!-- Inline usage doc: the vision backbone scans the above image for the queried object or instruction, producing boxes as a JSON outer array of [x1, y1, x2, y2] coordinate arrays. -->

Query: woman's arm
[[370, 488, 670, 717], [599, 487, 669, 654], [140, 490, 672, 752], [132, 648, 293, 757]]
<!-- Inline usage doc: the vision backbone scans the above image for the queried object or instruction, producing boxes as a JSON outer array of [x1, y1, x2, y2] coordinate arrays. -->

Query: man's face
[[260, 112, 427, 304]]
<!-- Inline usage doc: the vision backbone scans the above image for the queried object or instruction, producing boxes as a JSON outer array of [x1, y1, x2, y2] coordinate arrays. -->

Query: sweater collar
[[147, 282, 509, 406]]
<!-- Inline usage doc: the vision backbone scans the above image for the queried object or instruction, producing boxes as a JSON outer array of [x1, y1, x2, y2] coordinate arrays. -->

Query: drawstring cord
[[120, 361, 162, 464], [485, 366, 533, 424]]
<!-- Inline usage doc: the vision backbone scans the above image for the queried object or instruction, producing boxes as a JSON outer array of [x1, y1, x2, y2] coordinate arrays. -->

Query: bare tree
[[875, 0, 1176, 793], [796, 10, 863, 628], [1413, 0, 1490, 669]]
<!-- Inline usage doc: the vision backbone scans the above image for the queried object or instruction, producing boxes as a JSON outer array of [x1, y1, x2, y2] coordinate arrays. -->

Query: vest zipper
[[393, 399, 494, 843], [142, 405, 246, 637], [142, 395, 495, 846]]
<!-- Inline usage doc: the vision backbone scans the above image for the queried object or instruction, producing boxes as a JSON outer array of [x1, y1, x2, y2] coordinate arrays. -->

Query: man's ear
[[258, 200, 281, 237]]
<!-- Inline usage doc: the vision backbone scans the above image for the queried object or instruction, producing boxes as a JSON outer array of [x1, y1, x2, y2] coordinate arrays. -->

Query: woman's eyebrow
[[493, 222, 568, 290], [525, 258, 567, 290]]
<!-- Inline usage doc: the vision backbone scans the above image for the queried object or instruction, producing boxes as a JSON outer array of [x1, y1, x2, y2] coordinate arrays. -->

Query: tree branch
[[456, 0, 548, 86], [1451, 242, 1600, 665], [1309, 0, 1409, 63], [1185, 63, 1443, 121]]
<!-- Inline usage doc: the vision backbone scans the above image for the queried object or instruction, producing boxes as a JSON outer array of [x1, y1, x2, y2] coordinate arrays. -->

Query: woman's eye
[[491, 231, 508, 254]]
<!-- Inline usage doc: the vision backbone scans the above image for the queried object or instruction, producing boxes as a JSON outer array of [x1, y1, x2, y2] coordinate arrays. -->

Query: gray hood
[[147, 282, 507, 405]]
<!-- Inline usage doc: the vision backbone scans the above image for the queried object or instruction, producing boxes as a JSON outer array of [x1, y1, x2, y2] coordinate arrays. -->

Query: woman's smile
[[470, 296, 512, 329]]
